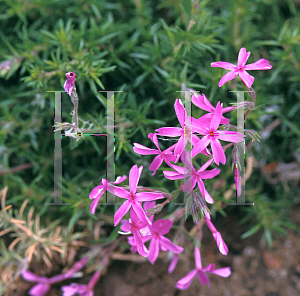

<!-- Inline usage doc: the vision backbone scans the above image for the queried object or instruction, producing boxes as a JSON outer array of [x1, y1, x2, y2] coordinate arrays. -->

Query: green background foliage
[[0, 0, 299, 250]]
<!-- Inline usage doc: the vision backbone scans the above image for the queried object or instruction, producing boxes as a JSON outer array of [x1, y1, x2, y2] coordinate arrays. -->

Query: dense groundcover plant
[[2, 1, 300, 295], [19, 48, 271, 294]]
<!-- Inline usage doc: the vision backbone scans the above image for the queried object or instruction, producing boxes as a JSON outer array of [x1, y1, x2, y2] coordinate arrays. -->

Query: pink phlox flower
[[176, 246, 231, 290], [113, 165, 164, 226], [61, 270, 101, 296], [192, 102, 244, 165], [147, 219, 184, 264], [120, 208, 150, 257], [163, 154, 220, 204], [211, 47, 272, 88], [155, 99, 210, 160], [191, 93, 235, 125], [22, 257, 88, 296], [125, 201, 155, 254], [133, 133, 177, 175], [204, 217, 228, 255], [64, 72, 77, 96], [89, 175, 127, 214]]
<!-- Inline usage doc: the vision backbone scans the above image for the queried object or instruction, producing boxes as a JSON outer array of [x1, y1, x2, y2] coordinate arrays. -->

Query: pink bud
[[64, 72, 76, 96]]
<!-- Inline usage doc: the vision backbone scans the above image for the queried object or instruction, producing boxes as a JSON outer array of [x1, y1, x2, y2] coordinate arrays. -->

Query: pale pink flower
[[64, 72, 77, 96], [113, 165, 164, 226], [204, 217, 228, 255], [211, 47, 272, 88], [176, 246, 231, 290], [89, 175, 127, 214]]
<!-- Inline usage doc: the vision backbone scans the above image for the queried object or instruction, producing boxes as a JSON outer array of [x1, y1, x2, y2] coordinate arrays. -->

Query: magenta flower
[[176, 246, 231, 290], [133, 133, 176, 175], [163, 156, 220, 204], [113, 165, 164, 226], [120, 208, 150, 257], [89, 175, 127, 214], [64, 72, 77, 96], [204, 217, 228, 255], [22, 257, 88, 296], [61, 270, 101, 296], [211, 47, 272, 88], [191, 93, 236, 125], [192, 102, 244, 165], [147, 219, 184, 264], [155, 99, 210, 159]]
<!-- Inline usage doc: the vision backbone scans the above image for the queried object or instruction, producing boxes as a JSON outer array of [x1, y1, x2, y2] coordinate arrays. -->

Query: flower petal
[[194, 246, 202, 270], [29, 283, 51, 296], [22, 271, 45, 282], [244, 59, 272, 70], [197, 270, 211, 287], [160, 236, 184, 253], [238, 70, 255, 88], [210, 102, 222, 131], [114, 201, 131, 226], [210, 267, 231, 277], [211, 62, 237, 71], [211, 138, 226, 165], [148, 238, 160, 264], [191, 136, 210, 158], [135, 192, 164, 202], [175, 270, 197, 290], [149, 155, 164, 175], [152, 219, 173, 235], [175, 99, 186, 127], [132, 202, 152, 225], [90, 195, 101, 215], [133, 143, 159, 155], [237, 48, 251, 68], [155, 127, 182, 137], [129, 165, 142, 194], [218, 131, 244, 143], [218, 70, 239, 87]]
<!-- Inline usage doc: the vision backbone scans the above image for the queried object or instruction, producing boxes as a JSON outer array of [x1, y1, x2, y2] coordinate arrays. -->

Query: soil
[[11, 205, 300, 296]]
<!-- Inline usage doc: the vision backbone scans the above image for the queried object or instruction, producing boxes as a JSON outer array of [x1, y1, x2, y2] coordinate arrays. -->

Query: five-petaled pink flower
[[192, 102, 244, 165], [163, 156, 220, 204], [147, 219, 184, 264], [176, 246, 231, 290], [64, 72, 77, 96], [89, 175, 127, 214], [133, 133, 176, 175], [211, 47, 272, 88], [120, 208, 150, 257], [155, 99, 210, 159], [113, 165, 164, 226]]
